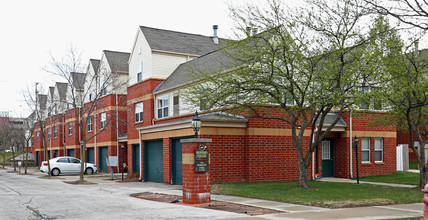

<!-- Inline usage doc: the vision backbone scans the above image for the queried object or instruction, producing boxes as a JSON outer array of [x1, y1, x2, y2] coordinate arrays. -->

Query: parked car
[[40, 156, 97, 176]]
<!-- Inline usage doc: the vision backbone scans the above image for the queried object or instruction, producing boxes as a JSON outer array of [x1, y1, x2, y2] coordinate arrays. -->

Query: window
[[88, 116, 93, 132], [57, 158, 69, 163], [157, 96, 169, 118], [322, 141, 331, 159], [137, 62, 143, 82], [36, 131, 40, 142], [68, 122, 73, 135], [173, 95, 179, 116], [135, 102, 144, 122], [375, 138, 383, 162], [100, 112, 106, 129], [88, 87, 92, 101], [48, 107, 52, 116], [47, 128, 51, 140], [54, 126, 58, 138], [360, 86, 370, 110], [361, 137, 370, 162]]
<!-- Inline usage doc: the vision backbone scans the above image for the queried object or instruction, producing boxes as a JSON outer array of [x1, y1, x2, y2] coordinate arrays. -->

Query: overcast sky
[[0, 0, 266, 118]]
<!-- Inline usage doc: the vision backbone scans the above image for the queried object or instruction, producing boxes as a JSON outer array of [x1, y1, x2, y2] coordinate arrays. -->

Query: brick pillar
[[181, 138, 212, 204]]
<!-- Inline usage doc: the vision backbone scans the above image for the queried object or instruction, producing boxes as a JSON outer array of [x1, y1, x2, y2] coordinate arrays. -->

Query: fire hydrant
[[422, 184, 428, 220]]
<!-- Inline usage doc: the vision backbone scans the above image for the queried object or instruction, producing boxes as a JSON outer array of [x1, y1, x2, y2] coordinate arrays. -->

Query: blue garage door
[[144, 140, 163, 183]]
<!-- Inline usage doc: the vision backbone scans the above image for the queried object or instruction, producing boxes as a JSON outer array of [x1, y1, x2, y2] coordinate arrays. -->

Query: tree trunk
[[298, 161, 309, 188], [420, 162, 428, 189], [11, 145, 16, 171], [2, 148, 5, 168], [24, 141, 29, 174]]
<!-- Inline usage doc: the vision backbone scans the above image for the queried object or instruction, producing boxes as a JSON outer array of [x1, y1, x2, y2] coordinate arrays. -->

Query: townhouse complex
[[30, 25, 411, 185]]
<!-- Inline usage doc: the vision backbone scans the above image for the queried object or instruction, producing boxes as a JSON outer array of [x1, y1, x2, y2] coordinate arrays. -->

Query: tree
[[44, 46, 127, 182], [364, 0, 428, 30], [185, 0, 384, 188]]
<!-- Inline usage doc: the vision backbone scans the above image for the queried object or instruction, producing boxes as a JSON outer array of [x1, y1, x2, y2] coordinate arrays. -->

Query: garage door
[[144, 140, 163, 183], [99, 146, 108, 173], [171, 139, 183, 185]]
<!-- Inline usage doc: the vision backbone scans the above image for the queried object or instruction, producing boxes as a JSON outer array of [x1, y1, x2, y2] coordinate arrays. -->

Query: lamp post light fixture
[[121, 144, 125, 181], [191, 111, 202, 138], [353, 136, 359, 184]]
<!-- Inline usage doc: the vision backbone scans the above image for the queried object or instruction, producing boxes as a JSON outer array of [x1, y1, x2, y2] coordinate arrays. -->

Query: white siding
[[84, 63, 99, 103], [152, 52, 193, 79], [129, 29, 152, 85], [155, 89, 199, 118]]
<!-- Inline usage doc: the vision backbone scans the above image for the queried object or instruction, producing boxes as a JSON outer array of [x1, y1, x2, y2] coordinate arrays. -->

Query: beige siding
[[152, 52, 193, 79], [129, 30, 152, 85]]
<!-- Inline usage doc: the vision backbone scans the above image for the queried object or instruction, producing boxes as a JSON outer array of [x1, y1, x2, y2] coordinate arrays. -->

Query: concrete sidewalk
[[20, 166, 425, 219]]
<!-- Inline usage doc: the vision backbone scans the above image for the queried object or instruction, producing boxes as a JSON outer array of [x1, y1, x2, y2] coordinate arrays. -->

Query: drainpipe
[[350, 110, 353, 179], [139, 130, 142, 181], [312, 130, 316, 180], [63, 114, 66, 155], [94, 107, 97, 165], [116, 93, 119, 172]]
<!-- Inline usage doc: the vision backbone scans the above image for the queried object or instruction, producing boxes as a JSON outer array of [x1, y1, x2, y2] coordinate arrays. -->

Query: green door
[[47, 150, 51, 159], [99, 147, 108, 173], [86, 148, 94, 163], [132, 144, 140, 173], [144, 140, 163, 183], [171, 139, 183, 185], [67, 149, 75, 157], [322, 140, 334, 177], [36, 152, 40, 166], [53, 150, 58, 158]]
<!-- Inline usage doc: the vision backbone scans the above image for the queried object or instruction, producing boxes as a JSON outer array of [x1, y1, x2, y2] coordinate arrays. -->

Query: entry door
[[86, 148, 94, 163], [53, 150, 58, 158], [36, 152, 40, 166], [322, 140, 334, 177], [132, 144, 140, 173], [144, 140, 164, 183], [171, 139, 183, 185], [67, 149, 75, 157], [98, 147, 108, 173]]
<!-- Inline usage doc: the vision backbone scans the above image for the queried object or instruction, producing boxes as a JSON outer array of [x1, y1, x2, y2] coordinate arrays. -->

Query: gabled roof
[[48, 87, 55, 100], [154, 48, 237, 94], [316, 113, 347, 127], [140, 26, 222, 56], [56, 82, 68, 99], [71, 72, 86, 90], [89, 59, 100, 74], [38, 94, 47, 109], [103, 50, 130, 73]]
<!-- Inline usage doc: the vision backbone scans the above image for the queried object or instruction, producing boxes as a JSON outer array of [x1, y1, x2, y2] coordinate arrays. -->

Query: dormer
[[128, 26, 222, 86], [54, 82, 68, 113], [84, 59, 100, 103], [70, 72, 86, 107]]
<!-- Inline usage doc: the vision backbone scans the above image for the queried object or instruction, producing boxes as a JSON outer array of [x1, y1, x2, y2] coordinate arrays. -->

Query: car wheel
[[85, 167, 94, 175], [51, 168, 60, 176]]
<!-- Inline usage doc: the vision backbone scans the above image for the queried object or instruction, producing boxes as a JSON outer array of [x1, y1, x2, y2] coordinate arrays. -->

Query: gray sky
[[0, 0, 260, 118]]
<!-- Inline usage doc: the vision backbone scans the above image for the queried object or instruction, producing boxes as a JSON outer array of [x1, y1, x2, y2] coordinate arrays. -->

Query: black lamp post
[[353, 136, 359, 184], [121, 144, 125, 181], [191, 111, 202, 138]]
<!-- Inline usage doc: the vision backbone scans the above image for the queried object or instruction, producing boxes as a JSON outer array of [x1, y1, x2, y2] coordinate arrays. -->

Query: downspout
[[139, 130, 142, 181], [350, 110, 353, 179], [312, 130, 316, 180], [116, 93, 119, 172], [94, 107, 97, 165], [63, 114, 66, 155]]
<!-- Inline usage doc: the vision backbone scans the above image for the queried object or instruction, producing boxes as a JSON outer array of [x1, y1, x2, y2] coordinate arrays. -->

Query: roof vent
[[212, 25, 219, 44]]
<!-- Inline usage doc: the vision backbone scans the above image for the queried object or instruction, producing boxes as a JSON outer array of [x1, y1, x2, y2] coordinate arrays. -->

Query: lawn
[[357, 171, 421, 186], [0, 151, 24, 165], [213, 181, 420, 208], [409, 161, 418, 170]]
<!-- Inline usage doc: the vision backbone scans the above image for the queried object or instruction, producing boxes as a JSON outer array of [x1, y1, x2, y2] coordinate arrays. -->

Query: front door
[[36, 152, 40, 166], [322, 140, 334, 177], [132, 144, 140, 174], [171, 139, 183, 185], [98, 147, 108, 173]]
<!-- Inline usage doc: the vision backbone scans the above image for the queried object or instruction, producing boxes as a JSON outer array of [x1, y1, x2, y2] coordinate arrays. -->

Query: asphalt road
[[0, 167, 242, 220]]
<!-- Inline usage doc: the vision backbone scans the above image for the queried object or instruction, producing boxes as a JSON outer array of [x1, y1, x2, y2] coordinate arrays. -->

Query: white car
[[40, 156, 97, 176]]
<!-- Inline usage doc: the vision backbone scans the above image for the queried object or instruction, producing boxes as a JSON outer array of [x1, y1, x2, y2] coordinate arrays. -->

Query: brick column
[[181, 138, 212, 204]]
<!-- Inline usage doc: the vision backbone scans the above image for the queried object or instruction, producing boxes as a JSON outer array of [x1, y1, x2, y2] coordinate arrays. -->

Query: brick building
[[31, 25, 398, 184]]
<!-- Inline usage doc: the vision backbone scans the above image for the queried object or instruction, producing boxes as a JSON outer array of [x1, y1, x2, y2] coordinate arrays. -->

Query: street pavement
[[0, 167, 424, 220]]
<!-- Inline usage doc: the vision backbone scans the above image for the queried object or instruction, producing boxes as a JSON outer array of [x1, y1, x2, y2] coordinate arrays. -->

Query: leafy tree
[[185, 0, 385, 188]]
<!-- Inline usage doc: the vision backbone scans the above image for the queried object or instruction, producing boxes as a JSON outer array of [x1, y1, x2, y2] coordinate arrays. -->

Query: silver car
[[40, 156, 97, 176]]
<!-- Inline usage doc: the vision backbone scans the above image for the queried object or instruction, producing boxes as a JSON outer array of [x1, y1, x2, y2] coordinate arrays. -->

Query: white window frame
[[48, 128, 51, 140], [36, 131, 40, 142], [100, 112, 106, 129], [88, 116, 93, 132], [361, 137, 370, 162], [157, 96, 169, 119], [322, 141, 331, 160], [68, 122, 73, 136], [135, 102, 144, 122], [375, 137, 383, 162]]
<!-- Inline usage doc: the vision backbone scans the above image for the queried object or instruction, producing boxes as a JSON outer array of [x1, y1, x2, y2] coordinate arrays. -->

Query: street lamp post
[[121, 144, 125, 181], [353, 136, 359, 184], [191, 111, 202, 138]]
